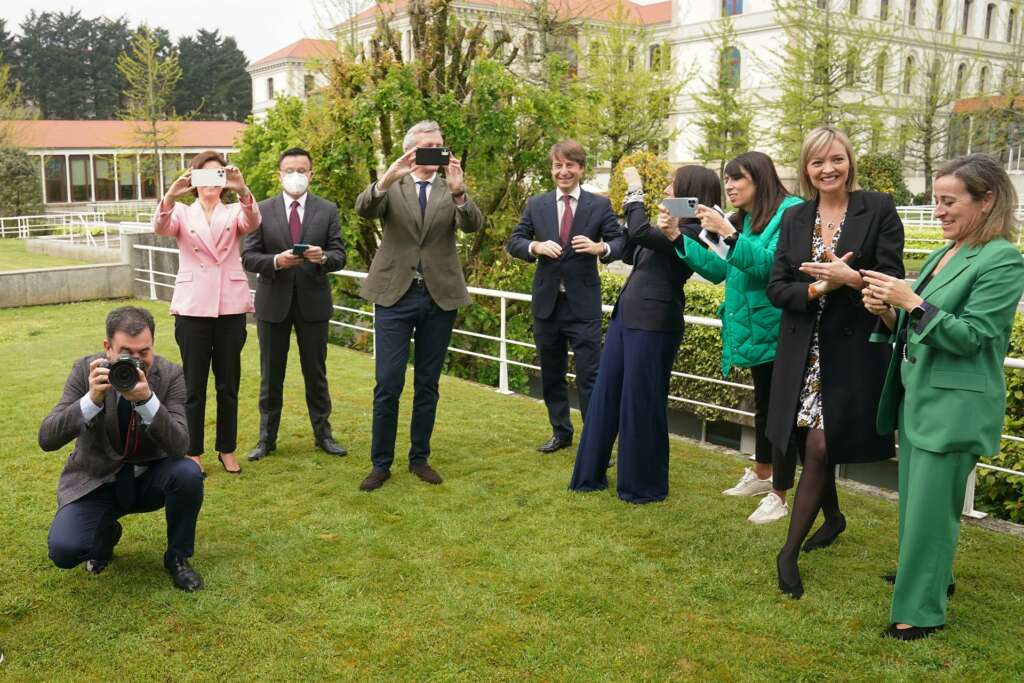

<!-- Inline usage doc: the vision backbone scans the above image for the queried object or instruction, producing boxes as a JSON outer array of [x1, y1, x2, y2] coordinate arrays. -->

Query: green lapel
[[919, 242, 981, 300]]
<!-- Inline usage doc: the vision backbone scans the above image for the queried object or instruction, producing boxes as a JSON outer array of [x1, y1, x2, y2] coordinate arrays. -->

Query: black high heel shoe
[[218, 453, 242, 474], [802, 513, 846, 552], [776, 552, 804, 599], [881, 623, 943, 641]]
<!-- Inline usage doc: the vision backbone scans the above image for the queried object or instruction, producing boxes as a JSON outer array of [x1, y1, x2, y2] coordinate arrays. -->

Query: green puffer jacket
[[677, 195, 804, 377]]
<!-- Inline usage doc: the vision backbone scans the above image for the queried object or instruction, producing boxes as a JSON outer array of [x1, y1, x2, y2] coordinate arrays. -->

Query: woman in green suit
[[862, 154, 1024, 641]]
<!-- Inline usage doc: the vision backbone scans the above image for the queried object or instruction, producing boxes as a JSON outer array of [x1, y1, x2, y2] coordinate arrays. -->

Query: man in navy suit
[[506, 140, 625, 453]]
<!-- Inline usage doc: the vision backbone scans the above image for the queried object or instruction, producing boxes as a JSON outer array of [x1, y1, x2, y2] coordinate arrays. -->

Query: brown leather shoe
[[409, 462, 443, 485], [359, 468, 390, 491]]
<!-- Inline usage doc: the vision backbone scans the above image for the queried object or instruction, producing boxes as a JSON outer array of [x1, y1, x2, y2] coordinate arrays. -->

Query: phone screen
[[415, 147, 451, 166], [292, 243, 310, 256], [662, 197, 699, 218]]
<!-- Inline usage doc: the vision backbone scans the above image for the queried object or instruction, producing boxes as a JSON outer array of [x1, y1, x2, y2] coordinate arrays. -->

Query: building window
[[117, 155, 137, 200], [936, 0, 945, 31], [722, 0, 743, 16], [523, 33, 535, 62], [879, 0, 889, 21], [907, 0, 917, 26], [266, 77, 274, 100], [979, 65, 989, 93], [649, 43, 670, 71], [1010, 9, 1018, 43], [961, 0, 973, 35], [902, 55, 914, 94], [161, 154, 183, 192], [43, 155, 67, 203], [304, 74, 315, 96], [725, 47, 741, 87], [955, 62, 967, 97], [93, 155, 115, 201], [140, 155, 159, 199], [844, 48, 857, 86], [69, 155, 92, 202], [984, 3, 995, 39], [875, 52, 888, 92], [817, 0, 827, 9], [849, 0, 860, 16]]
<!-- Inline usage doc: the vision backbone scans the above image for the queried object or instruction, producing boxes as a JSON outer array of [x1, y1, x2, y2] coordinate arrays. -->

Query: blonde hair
[[935, 154, 1019, 246], [798, 126, 859, 199]]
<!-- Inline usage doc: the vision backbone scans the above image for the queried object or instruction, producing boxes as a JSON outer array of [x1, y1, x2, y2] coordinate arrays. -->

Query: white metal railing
[[129, 243, 1024, 518], [897, 204, 1024, 247], [0, 212, 106, 241], [87, 200, 158, 215]]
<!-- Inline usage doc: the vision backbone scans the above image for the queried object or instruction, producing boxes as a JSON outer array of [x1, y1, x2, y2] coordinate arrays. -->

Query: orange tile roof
[[7, 120, 247, 150], [348, 0, 671, 26], [250, 38, 338, 67], [952, 95, 1024, 113]]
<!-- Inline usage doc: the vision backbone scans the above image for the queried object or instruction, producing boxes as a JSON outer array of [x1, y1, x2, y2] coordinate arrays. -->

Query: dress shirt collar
[[558, 185, 581, 204], [412, 172, 437, 186], [283, 191, 308, 211]]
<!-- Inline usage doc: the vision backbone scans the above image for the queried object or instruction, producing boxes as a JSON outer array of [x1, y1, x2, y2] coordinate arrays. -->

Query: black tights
[[780, 428, 843, 560]]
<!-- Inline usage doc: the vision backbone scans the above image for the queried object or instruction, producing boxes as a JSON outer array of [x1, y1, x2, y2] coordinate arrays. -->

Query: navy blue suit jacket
[[506, 189, 625, 320]]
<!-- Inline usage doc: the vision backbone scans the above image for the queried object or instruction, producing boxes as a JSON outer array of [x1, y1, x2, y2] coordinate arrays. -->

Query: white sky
[[3, 1, 665, 65]]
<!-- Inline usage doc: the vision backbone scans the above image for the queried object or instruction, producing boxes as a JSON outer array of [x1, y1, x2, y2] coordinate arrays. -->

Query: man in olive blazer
[[242, 148, 347, 461], [354, 120, 484, 491], [39, 306, 204, 591]]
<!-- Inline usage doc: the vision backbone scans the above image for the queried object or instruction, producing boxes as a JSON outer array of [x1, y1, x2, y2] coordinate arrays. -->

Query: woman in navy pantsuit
[[569, 166, 722, 503]]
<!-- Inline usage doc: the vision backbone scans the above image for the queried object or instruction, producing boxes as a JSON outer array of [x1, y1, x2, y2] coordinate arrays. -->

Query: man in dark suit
[[506, 140, 625, 453], [242, 147, 347, 461], [354, 120, 484, 491], [40, 306, 203, 591]]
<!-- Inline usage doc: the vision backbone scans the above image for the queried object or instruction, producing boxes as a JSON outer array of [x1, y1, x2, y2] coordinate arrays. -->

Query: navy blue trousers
[[568, 316, 682, 503], [370, 282, 456, 470], [48, 457, 204, 569]]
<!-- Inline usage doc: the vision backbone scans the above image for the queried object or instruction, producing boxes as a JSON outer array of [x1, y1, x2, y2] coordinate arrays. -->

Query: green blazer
[[874, 238, 1024, 456]]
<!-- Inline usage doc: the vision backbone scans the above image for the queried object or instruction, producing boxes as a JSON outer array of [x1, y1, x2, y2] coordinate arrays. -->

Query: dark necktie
[[289, 200, 301, 244], [417, 181, 429, 218], [559, 194, 574, 246], [117, 395, 132, 444], [115, 396, 136, 509]]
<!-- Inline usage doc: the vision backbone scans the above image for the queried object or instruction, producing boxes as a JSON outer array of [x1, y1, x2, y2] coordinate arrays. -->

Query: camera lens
[[108, 359, 140, 392]]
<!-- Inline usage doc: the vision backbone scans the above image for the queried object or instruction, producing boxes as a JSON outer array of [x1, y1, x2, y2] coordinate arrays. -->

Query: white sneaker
[[722, 467, 773, 496], [747, 494, 789, 525]]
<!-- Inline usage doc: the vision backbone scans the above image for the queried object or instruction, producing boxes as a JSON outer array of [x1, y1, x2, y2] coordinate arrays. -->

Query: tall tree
[[0, 19, 14, 58], [14, 10, 94, 118], [573, 2, 682, 170], [692, 13, 754, 178], [766, 0, 892, 166], [175, 30, 252, 121], [0, 147, 43, 216], [86, 17, 133, 118], [117, 27, 187, 178]]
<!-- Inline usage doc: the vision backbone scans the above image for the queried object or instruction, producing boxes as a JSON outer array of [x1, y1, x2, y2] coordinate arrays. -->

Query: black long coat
[[765, 190, 903, 464]]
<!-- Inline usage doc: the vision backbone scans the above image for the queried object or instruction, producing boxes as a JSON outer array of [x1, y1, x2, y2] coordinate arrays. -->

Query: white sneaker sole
[[748, 508, 788, 525], [723, 481, 774, 497]]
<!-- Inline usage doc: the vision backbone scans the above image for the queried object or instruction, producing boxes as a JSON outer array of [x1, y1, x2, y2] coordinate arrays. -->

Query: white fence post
[[497, 295, 512, 395], [147, 249, 157, 301], [962, 466, 987, 519]]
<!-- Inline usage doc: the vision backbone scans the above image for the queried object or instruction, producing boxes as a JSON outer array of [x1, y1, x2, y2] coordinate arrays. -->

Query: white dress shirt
[[532, 184, 610, 258], [283, 191, 308, 222]]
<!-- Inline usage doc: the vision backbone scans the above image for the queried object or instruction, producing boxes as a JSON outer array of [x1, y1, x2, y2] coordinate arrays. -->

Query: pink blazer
[[153, 198, 262, 317]]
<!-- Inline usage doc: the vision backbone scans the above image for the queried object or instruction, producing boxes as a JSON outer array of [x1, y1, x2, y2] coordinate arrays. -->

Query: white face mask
[[282, 171, 309, 196]]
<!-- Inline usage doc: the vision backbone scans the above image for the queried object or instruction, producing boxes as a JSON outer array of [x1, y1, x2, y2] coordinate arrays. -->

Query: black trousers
[[257, 290, 333, 445], [370, 282, 456, 470], [749, 361, 799, 491], [174, 314, 247, 456], [47, 457, 204, 569], [533, 295, 602, 440], [569, 316, 682, 503]]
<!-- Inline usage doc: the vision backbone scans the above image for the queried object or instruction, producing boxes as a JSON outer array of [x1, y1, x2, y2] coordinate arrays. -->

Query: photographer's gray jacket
[[38, 353, 189, 507]]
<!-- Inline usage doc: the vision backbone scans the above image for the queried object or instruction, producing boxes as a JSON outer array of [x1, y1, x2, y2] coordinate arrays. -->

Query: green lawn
[[0, 239, 93, 271], [1, 300, 1022, 681]]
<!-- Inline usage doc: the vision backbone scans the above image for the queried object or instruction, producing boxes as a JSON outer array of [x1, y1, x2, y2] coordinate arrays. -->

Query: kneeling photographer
[[38, 306, 204, 591]]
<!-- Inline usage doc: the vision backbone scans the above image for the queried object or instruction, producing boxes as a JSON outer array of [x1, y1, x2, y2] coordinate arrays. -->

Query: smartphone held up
[[191, 168, 226, 188], [415, 147, 451, 167]]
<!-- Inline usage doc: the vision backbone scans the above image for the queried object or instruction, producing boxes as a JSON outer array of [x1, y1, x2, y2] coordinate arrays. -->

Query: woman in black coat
[[568, 165, 719, 503], [767, 126, 904, 598]]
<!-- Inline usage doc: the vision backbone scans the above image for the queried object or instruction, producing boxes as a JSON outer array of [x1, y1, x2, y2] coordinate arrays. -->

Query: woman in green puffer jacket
[[659, 151, 802, 525]]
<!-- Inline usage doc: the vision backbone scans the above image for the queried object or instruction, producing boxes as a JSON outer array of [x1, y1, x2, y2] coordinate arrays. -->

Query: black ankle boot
[[776, 551, 804, 599]]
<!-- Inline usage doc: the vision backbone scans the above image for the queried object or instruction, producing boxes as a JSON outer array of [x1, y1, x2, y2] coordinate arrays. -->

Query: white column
[[64, 153, 72, 204], [39, 155, 47, 204], [113, 154, 120, 202], [136, 154, 142, 201], [158, 152, 164, 193], [88, 153, 96, 203]]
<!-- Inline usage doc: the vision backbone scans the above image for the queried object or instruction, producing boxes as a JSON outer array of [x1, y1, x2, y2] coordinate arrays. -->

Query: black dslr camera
[[104, 353, 143, 392]]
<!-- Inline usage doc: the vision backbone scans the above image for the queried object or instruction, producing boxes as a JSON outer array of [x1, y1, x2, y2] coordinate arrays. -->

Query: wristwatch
[[723, 232, 739, 247], [909, 301, 931, 321]]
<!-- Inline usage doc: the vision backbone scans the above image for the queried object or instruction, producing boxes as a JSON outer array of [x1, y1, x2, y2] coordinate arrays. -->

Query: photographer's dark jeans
[[47, 457, 204, 569], [174, 314, 247, 456]]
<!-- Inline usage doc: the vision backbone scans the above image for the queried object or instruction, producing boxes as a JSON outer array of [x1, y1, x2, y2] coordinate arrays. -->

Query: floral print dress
[[796, 212, 844, 430]]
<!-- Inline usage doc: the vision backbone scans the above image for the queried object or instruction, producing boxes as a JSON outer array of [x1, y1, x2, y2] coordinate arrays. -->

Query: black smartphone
[[415, 147, 451, 166], [292, 243, 310, 256]]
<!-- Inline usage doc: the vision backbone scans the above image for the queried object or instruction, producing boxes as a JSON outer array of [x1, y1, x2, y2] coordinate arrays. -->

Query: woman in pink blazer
[[154, 150, 260, 475]]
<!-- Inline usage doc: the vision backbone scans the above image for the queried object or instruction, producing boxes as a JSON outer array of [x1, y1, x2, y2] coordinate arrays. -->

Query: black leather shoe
[[359, 468, 391, 491], [883, 573, 955, 597], [776, 551, 804, 599], [802, 514, 846, 552], [882, 623, 943, 641], [85, 520, 123, 575], [165, 556, 204, 592], [247, 441, 275, 462], [315, 436, 348, 457], [537, 435, 572, 453]]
